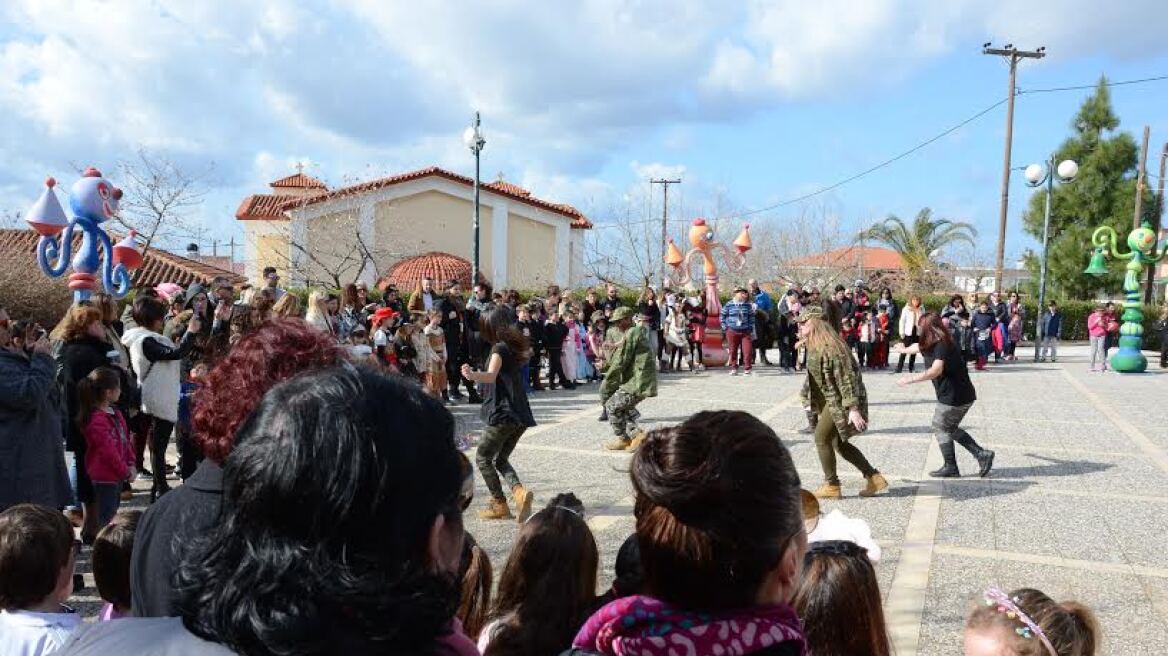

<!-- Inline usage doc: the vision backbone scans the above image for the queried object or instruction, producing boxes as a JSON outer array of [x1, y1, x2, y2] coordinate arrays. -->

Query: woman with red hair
[[129, 318, 345, 617]]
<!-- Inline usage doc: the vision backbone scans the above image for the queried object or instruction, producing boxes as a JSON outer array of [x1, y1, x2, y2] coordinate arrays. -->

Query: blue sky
[[1, 1, 1166, 266]]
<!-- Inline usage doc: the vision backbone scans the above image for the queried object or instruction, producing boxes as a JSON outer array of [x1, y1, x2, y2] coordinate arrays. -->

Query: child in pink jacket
[[79, 367, 135, 527], [1087, 305, 1110, 371]]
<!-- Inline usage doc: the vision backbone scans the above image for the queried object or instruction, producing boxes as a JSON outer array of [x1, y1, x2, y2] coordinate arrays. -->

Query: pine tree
[[1021, 77, 1152, 300]]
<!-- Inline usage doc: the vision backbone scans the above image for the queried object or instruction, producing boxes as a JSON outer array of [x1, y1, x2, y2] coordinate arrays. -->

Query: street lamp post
[[463, 112, 486, 285], [1024, 156, 1077, 362], [1083, 221, 1165, 373]]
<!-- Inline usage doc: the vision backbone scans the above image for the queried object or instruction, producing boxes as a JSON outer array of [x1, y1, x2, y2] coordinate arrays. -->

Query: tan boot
[[624, 432, 647, 452], [813, 483, 842, 499], [512, 485, 534, 524], [478, 497, 514, 520], [605, 437, 632, 451], [859, 473, 888, 497]]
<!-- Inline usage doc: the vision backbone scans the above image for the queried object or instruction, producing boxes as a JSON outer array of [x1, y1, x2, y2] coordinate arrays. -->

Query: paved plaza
[[453, 344, 1168, 655], [71, 345, 1168, 654]]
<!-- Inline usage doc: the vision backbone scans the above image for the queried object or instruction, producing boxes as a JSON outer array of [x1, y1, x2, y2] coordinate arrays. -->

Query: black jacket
[[131, 460, 223, 617], [544, 321, 569, 351], [518, 319, 544, 351], [56, 336, 116, 450]]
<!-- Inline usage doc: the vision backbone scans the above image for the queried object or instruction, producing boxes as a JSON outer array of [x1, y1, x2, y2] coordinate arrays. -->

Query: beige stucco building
[[236, 167, 591, 290]]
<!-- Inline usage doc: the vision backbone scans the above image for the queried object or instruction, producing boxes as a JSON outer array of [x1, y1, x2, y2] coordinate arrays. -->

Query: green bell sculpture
[[1084, 222, 1165, 373]]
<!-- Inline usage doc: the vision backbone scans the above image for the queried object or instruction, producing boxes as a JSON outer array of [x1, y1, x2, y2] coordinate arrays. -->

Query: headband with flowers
[[983, 587, 1056, 656]]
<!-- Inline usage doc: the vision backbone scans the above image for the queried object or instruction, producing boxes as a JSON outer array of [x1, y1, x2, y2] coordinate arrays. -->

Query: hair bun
[[632, 428, 724, 527]]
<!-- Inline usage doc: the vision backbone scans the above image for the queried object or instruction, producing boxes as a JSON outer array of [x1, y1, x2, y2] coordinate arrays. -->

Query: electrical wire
[[591, 73, 1168, 229]]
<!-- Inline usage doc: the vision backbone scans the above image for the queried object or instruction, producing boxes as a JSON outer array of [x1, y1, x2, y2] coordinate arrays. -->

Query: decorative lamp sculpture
[[26, 168, 140, 302], [1083, 221, 1165, 373], [664, 218, 751, 366]]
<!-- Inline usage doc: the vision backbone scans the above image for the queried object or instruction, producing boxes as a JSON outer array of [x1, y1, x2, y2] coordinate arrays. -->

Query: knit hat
[[795, 305, 825, 323], [610, 306, 635, 322]]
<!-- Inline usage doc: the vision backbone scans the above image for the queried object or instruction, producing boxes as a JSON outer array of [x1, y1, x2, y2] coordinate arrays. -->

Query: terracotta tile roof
[[376, 251, 476, 291], [267, 166, 592, 229], [236, 193, 302, 221], [0, 229, 247, 289], [269, 172, 327, 189], [788, 246, 905, 271]]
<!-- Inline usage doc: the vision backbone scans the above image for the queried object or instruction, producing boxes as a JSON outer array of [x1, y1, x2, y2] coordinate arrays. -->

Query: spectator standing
[[876, 288, 897, 329], [52, 304, 114, 538], [0, 321, 71, 513], [408, 275, 440, 314], [1039, 301, 1063, 363], [1087, 304, 1110, 372], [542, 311, 574, 390], [1006, 309, 1023, 361], [122, 297, 200, 503], [1102, 301, 1120, 362], [637, 287, 663, 370], [721, 287, 756, 376], [337, 283, 367, 343], [305, 290, 336, 338], [1153, 306, 1168, 369], [581, 289, 600, 328], [261, 266, 286, 302], [77, 368, 133, 527], [895, 295, 924, 374], [970, 301, 998, 372], [600, 284, 623, 319], [516, 305, 545, 391], [988, 291, 1009, 363], [941, 295, 972, 361], [440, 281, 479, 403]]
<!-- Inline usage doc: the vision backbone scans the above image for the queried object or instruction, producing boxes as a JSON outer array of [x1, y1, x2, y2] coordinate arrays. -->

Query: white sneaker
[[729, 368, 739, 376], [744, 370, 753, 376]]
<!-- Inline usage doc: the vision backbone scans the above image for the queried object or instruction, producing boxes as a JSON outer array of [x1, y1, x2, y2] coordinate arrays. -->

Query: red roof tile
[[269, 172, 327, 189], [788, 246, 905, 271], [235, 193, 320, 221], [376, 252, 476, 291], [265, 166, 592, 229], [0, 229, 247, 289]]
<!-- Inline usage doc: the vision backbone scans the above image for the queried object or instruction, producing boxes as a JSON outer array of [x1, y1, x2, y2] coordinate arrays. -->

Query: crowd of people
[[0, 269, 1119, 656]]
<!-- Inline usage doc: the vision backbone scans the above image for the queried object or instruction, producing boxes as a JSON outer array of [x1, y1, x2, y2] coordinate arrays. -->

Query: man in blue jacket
[[721, 288, 756, 376], [1039, 301, 1063, 362]]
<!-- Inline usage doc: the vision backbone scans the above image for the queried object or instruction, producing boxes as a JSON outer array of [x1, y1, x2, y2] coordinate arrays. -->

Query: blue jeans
[[93, 482, 121, 528]]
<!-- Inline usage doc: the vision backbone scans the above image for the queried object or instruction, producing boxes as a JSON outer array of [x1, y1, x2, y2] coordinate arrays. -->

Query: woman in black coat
[[53, 304, 120, 542]]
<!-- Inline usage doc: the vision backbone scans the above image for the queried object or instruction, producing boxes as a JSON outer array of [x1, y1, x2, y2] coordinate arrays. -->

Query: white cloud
[[630, 161, 688, 181]]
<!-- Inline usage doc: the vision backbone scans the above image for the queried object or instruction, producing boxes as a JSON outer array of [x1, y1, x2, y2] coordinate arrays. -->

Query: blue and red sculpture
[[25, 167, 142, 302]]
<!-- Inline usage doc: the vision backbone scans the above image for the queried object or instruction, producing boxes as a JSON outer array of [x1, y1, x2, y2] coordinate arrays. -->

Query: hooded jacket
[[122, 327, 194, 423]]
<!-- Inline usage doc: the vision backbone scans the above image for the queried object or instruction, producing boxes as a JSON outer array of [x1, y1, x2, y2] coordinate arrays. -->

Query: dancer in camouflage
[[601, 307, 658, 451]]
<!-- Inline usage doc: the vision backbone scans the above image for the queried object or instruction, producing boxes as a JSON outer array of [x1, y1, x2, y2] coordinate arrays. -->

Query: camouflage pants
[[605, 391, 644, 439]]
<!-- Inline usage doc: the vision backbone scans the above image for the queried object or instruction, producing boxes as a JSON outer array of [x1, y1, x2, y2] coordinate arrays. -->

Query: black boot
[[929, 441, 961, 477], [954, 432, 994, 478], [598, 407, 608, 421]]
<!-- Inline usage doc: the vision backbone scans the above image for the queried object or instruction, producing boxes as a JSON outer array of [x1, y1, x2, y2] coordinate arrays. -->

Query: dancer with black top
[[462, 308, 536, 522], [895, 312, 994, 478]]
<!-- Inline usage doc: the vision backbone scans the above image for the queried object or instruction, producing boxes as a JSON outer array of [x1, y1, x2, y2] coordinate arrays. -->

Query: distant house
[[237, 167, 592, 290]]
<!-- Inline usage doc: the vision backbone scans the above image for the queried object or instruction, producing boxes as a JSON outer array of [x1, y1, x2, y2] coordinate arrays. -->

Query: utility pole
[[1133, 125, 1150, 230], [1145, 142, 1167, 303], [650, 178, 681, 289], [984, 43, 1045, 292]]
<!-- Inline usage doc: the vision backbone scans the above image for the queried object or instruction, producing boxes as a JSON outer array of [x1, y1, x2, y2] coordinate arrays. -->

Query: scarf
[[573, 595, 806, 656]]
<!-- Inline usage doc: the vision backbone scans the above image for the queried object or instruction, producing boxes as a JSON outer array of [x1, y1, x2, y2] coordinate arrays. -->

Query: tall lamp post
[[1083, 221, 1165, 373], [463, 112, 486, 285], [1024, 156, 1077, 362]]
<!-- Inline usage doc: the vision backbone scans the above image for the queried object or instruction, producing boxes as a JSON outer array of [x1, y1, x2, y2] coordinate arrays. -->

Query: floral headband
[[983, 588, 1056, 656]]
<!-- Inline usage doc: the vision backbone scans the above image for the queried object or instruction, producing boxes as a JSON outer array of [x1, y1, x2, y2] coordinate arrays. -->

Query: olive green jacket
[[600, 324, 658, 402], [799, 347, 869, 439]]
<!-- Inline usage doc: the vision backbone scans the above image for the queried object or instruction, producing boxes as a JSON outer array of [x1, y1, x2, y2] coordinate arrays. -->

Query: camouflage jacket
[[600, 324, 658, 402], [800, 347, 869, 440]]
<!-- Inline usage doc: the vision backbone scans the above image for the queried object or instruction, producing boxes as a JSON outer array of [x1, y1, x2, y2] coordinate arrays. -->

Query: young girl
[[664, 307, 690, 371], [561, 311, 582, 384], [684, 295, 707, 371], [1087, 304, 1109, 372], [964, 587, 1099, 656], [793, 540, 890, 656], [588, 314, 608, 374], [422, 309, 449, 401], [1006, 309, 1023, 361], [93, 509, 142, 621], [78, 367, 134, 526], [574, 310, 595, 382], [462, 309, 537, 522]]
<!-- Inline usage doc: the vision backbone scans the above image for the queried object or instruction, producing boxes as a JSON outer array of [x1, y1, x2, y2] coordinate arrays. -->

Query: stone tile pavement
[[68, 345, 1168, 654]]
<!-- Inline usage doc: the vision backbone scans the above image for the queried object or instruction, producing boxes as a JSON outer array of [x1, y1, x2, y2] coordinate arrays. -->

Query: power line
[[591, 73, 1168, 230]]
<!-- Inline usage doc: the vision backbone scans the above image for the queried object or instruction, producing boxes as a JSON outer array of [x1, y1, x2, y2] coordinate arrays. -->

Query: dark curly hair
[[631, 410, 803, 611], [192, 318, 344, 464], [176, 366, 465, 655]]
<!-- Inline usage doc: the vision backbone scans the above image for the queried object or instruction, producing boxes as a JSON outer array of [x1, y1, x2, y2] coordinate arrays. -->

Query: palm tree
[[860, 208, 976, 287]]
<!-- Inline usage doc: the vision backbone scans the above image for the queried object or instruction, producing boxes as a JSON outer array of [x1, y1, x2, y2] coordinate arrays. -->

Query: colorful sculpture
[[664, 218, 752, 366], [1083, 221, 1165, 373], [25, 168, 141, 302]]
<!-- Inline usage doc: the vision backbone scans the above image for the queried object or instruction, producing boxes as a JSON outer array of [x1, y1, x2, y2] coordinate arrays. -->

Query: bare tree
[[582, 188, 662, 286], [0, 209, 21, 229], [114, 148, 210, 256]]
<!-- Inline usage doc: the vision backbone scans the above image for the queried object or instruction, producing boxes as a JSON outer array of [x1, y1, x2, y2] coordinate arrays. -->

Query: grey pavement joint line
[[883, 441, 943, 656], [933, 544, 1168, 579], [1059, 369, 1168, 474]]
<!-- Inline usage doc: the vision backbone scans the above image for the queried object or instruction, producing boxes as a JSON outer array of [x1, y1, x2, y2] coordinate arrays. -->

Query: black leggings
[[546, 349, 569, 387], [688, 340, 703, 366], [148, 416, 174, 495], [896, 335, 918, 372]]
